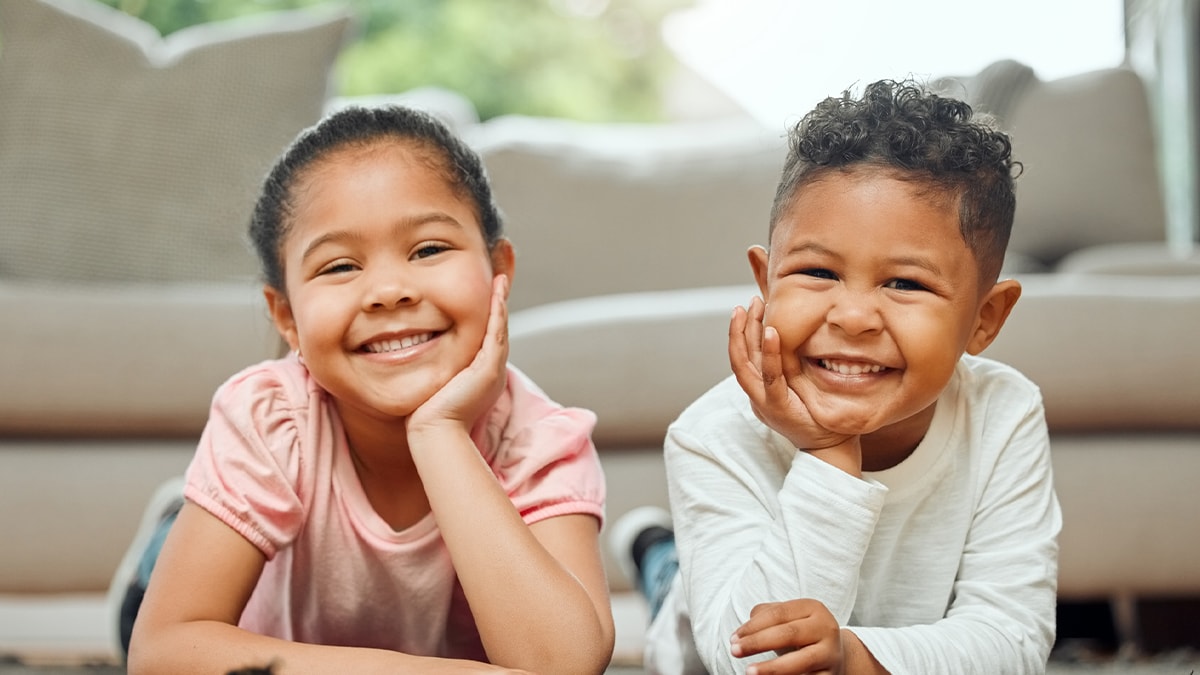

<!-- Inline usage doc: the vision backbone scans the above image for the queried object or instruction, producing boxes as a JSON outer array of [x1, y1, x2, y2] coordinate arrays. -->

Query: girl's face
[[265, 142, 512, 425]]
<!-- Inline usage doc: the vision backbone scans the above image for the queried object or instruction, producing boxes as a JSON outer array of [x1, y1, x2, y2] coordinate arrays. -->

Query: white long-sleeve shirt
[[645, 355, 1061, 675]]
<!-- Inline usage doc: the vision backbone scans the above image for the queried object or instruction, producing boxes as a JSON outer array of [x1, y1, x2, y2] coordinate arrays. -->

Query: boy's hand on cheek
[[731, 599, 845, 675], [730, 297, 852, 454], [407, 275, 510, 437]]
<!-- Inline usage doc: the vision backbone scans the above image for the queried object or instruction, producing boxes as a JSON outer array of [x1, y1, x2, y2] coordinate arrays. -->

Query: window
[[663, 0, 1127, 129]]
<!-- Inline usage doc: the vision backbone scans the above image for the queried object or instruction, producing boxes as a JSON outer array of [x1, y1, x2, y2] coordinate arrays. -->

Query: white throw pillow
[[0, 0, 353, 283]]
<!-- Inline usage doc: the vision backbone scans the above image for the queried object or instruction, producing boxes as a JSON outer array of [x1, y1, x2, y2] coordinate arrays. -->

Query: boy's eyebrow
[[781, 242, 945, 275], [885, 254, 945, 276], [299, 212, 465, 262]]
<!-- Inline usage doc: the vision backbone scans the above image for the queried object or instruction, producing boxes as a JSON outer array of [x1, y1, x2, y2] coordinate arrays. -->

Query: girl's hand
[[407, 274, 510, 436], [731, 599, 845, 675], [729, 297, 850, 452]]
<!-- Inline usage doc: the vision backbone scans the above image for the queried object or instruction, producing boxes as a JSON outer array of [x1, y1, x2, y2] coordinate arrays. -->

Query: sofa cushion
[[0, 0, 352, 284], [511, 277, 1200, 441], [1055, 242, 1200, 276], [472, 116, 786, 311], [1003, 67, 1167, 265]]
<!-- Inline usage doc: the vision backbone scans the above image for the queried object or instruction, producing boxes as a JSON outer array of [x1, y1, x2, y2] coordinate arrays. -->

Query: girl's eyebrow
[[299, 212, 465, 263]]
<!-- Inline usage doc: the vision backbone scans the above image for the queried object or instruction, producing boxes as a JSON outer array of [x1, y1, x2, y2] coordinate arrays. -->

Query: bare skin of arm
[[127, 504, 534, 675], [404, 275, 614, 674]]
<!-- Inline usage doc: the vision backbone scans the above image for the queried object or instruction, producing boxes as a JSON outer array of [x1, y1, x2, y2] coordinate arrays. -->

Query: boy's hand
[[729, 297, 850, 453], [407, 275, 510, 436], [731, 599, 845, 675]]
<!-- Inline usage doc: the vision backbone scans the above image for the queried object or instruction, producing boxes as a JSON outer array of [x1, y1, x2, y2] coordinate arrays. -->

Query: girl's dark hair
[[248, 106, 504, 291], [772, 79, 1021, 283]]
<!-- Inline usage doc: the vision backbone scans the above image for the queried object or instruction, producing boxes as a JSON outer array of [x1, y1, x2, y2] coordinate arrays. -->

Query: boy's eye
[[413, 243, 449, 259], [885, 278, 926, 291], [800, 268, 837, 280]]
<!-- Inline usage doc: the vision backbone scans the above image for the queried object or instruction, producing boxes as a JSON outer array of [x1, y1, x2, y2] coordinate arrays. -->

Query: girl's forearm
[[128, 620, 507, 675], [408, 424, 614, 675]]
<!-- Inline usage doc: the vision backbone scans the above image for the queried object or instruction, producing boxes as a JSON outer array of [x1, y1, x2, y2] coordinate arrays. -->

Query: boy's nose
[[826, 290, 884, 335]]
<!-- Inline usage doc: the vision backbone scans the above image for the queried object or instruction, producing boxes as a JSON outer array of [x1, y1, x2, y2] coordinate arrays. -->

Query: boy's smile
[[750, 168, 1017, 453], [265, 142, 511, 430]]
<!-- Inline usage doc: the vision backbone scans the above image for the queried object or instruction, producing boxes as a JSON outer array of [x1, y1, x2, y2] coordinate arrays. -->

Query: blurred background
[[95, 0, 1126, 124]]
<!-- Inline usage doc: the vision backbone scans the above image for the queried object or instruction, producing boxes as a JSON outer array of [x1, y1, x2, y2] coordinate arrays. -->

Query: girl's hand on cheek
[[407, 275, 510, 437], [729, 297, 850, 453]]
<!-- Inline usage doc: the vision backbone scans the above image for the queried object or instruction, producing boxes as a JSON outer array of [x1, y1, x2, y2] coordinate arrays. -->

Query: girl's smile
[[265, 141, 513, 430], [358, 331, 439, 355]]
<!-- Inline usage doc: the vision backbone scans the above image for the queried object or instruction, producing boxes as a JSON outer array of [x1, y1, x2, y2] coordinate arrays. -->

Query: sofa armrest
[[986, 273, 1200, 431], [509, 285, 756, 448], [0, 281, 278, 436]]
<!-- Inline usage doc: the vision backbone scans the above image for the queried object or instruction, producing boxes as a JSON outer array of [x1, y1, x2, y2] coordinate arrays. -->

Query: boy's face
[[749, 169, 1018, 441]]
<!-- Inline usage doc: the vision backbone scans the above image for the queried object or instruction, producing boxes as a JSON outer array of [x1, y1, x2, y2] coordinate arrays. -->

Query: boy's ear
[[490, 237, 516, 285], [966, 278, 1022, 355], [264, 285, 300, 353], [747, 245, 770, 298]]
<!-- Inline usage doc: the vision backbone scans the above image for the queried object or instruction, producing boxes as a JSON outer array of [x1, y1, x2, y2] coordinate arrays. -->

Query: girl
[[121, 105, 615, 674]]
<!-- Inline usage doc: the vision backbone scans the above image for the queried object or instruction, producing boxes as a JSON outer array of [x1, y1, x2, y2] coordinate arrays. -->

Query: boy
[[613, 79, 1061, 674]]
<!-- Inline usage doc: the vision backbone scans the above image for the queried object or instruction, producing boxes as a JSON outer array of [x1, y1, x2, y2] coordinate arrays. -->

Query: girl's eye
[[319, 262, 357, 275], [885, 278, 927, 291], [414, 243, 450, 259]]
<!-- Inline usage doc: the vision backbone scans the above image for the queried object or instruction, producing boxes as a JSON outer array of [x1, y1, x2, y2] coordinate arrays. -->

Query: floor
[[3, 656, 1200, 674], [3, 598, 1198, 674]]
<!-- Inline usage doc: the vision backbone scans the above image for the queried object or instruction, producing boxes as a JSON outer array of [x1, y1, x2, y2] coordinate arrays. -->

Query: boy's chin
[[805, 400, 889, 438]]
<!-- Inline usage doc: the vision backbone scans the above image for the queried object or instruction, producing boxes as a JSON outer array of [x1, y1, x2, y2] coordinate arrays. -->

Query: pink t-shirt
[[184, 355, 604, 660]]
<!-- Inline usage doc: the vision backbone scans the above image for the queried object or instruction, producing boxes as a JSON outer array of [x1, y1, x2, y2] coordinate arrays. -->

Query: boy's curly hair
[[771, 79, 1021, 284]]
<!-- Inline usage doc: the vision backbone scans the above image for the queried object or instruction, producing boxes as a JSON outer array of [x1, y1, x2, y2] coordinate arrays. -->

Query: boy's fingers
[[744, 646, 835, 675], [733, 619, 807, 658], [745, 297, 765, 370], [759, 326, 786, 394], [729, 305, 763, 398]]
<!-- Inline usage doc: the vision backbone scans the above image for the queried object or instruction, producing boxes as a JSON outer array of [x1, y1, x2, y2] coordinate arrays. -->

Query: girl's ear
[[747, 245, 770, 298], [490, 237, 516, 284], [966, 278, 1022, 355], [264, 285, 300, 353]]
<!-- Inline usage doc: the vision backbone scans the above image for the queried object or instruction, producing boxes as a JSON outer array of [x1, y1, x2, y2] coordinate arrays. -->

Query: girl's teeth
[[820, 359, 884, 375], [368, 333, 432, 353]]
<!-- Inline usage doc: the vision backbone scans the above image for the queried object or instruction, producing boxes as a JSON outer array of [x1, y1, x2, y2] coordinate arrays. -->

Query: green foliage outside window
[[99, 0, 694, 122]]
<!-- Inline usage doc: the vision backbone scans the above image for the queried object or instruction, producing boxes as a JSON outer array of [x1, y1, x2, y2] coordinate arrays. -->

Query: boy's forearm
[[841, 628, 891, 675], [803, 435, 864, 478]]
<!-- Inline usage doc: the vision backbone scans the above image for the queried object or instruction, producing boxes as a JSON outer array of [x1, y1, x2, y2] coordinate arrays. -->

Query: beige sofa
[[2, 0, 1198, 666]]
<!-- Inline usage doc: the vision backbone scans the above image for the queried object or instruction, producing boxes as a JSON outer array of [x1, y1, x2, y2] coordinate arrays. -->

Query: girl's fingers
[[489, 274, 509, 351]]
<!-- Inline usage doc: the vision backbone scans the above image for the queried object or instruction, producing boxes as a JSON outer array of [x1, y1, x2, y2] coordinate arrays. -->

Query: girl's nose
[[363, 265, 419, 311]]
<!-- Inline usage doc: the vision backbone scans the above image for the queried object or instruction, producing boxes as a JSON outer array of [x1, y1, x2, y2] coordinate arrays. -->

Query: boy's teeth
[[367, 333, 432, 353], [820, 359, 884, 375]]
